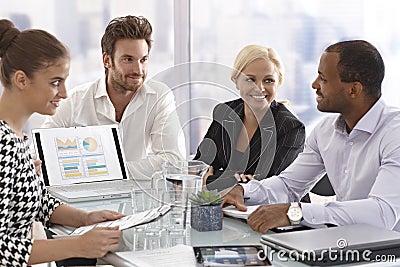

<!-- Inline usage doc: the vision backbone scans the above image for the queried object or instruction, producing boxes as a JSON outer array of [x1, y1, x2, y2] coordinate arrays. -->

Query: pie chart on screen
[[82, 137, 98, 152]]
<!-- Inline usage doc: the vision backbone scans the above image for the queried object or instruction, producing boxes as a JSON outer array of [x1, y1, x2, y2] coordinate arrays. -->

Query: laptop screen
[[32, 125, 128, 186]]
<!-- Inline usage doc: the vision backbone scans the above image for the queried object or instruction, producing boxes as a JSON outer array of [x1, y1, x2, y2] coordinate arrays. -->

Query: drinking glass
[[131, 188, 162, 233], [152, 160, 208, 196], [161, 190, 189, 233]]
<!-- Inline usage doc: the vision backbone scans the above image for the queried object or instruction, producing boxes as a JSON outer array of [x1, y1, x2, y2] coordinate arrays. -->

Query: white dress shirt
[[42, 77, 186, 185], [242, 98, 400, 231]]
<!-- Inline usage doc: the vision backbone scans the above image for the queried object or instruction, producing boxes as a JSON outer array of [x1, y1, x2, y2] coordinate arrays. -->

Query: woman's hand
[[77, 226, 122, 258], [234, 172, 255, 183], [85, 210, 125, 225], [203, 166, 214, 185], [34, 159, 42, 176]]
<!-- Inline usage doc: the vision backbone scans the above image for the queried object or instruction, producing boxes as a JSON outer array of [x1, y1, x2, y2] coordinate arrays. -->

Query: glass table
[[55, 196, 263, 266], [52, 196, 396, 266]]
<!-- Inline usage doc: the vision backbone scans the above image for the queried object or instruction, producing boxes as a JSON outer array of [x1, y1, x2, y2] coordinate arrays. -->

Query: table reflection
[[66, 195, 262, 254]]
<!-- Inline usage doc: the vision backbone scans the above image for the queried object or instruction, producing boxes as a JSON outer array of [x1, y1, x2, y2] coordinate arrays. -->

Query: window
[[0, 0, 174, 132], [190, 0, 400, 153], [2, 0, 400, 156]]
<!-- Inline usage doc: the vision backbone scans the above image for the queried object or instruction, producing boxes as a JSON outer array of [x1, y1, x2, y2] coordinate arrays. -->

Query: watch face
[[288, 207, 302, 221]]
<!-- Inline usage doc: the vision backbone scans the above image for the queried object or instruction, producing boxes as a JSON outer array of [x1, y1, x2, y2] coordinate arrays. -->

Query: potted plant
[[189, 189, 223, 232]]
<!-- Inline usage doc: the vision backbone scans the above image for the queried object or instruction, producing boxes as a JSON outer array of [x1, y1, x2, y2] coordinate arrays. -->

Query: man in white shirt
[[223, 40, 400, 233], [42, 16, 185, 187]]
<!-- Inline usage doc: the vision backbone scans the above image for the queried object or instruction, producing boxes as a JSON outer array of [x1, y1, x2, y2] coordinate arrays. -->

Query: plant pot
[[190, 205, 223, 232]]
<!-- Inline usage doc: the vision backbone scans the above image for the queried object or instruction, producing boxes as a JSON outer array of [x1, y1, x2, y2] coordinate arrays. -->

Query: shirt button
[[312, 218, 317, 223], [349, 142, 353, 146], [344, 169, 348, 174]]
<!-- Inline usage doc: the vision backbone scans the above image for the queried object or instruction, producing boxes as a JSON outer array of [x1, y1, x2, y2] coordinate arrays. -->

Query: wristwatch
[[287, 202, 303, 225]]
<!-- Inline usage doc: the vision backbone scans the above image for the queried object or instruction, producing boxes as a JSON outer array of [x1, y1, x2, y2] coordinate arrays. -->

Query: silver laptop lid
[[261, 224, 400, 253], [261, 224, 400, 266], [32, 125, 128, 186]]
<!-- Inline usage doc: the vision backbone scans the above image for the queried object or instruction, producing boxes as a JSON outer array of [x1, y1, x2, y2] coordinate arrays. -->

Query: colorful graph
[[59, 158, 83, 178], [82, 137, 98, 152], [55, 135, 108, 180], [56, 138, 77, 150], [56, 138, 79, 157], [85, 157, 108, 176]]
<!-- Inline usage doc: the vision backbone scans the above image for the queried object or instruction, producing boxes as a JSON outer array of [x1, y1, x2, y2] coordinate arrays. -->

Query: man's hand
[[247, 203, 291, 233], [221, 185, 247, 211]]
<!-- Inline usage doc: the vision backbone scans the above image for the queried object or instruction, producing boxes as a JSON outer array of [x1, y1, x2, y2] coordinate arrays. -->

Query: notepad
[[115, 244, 197, 267], [222, 205, 260, 220]]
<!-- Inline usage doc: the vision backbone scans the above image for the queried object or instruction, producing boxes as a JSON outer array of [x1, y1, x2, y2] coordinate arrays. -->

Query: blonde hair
[[231, 44, 284, 86]]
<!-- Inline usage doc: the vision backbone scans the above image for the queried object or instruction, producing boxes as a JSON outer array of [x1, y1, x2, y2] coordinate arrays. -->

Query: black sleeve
[[193, 104, 226, 170], [193, 120, 219, 165], [269, 119, 305, 176]]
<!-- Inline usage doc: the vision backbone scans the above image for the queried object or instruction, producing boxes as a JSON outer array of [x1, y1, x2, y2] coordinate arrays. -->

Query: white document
[[69, 205, 171, 235], [222, 205, 260, 220], [115, 244, 197, 267], [222, 205, 322, 231]]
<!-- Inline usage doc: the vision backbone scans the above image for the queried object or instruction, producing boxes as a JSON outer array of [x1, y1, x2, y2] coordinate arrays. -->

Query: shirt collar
[[94, 76, 108, 99], [94, 76, 156, 99], [334, 97, 385, 134]]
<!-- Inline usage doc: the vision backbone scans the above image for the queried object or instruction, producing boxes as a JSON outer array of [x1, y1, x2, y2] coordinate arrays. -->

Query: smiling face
[[312, 52, 349, 113], [236, 58, 279, 113], [25, 57, 70, 115], [104, 38, 149, 94]]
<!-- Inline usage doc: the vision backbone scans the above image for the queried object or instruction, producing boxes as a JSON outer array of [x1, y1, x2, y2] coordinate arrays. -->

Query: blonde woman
[[195, 45, 305, 191]]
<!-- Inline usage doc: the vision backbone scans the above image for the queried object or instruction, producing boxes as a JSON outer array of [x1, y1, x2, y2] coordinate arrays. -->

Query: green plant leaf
[[189, 189, 223, 206]]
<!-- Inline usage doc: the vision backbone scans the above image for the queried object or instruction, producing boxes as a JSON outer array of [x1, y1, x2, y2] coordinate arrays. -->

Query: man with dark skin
[[223, 40, 400, 233]]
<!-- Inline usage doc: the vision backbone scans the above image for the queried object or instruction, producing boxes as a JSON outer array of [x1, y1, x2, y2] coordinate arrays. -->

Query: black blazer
[[194, 99, 305, 191]]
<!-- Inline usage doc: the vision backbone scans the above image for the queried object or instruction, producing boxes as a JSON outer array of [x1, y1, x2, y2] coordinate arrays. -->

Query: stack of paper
[[222, 205, 260, 220], [69, 204, 171, 235], [115, 244, 197, 267]]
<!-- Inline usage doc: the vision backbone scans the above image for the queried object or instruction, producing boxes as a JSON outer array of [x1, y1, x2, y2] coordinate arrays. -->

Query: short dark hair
[[325, 40, 384, 99], [101, 15, 152, 65], [0, 19, 69, 88]]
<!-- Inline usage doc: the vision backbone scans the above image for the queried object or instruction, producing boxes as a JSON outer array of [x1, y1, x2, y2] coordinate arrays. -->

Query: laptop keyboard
[[55, 180, 133, 192]]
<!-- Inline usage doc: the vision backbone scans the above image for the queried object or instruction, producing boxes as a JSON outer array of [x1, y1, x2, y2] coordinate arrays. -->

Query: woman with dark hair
[[0, 19, 123, 266]]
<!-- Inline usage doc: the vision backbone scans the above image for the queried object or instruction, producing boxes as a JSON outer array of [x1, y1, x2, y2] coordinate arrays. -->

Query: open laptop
[[32, 125, 134, 202], [260, 224, 400, 266]]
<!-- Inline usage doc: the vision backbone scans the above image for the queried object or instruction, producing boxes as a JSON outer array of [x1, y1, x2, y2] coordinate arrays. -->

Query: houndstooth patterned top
[[0, 121, 62, 267]]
